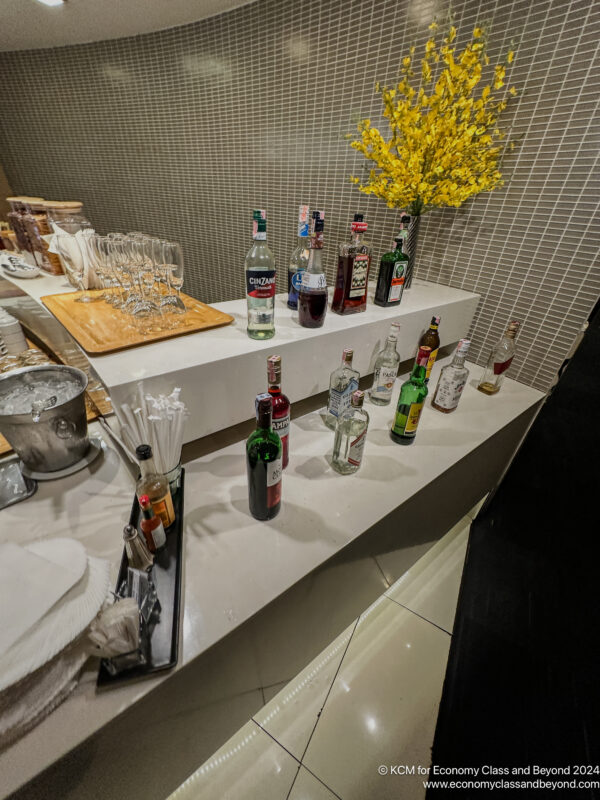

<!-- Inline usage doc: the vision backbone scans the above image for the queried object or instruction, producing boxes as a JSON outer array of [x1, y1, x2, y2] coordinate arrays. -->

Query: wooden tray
[[41, 289, 234, 355]]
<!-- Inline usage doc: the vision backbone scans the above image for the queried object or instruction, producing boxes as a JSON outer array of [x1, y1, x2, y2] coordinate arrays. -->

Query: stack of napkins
[[0, 538, 109, 749]]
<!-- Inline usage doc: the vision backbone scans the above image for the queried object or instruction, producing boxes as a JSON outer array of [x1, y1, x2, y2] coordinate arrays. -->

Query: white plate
[[0, 555, 109, 692]]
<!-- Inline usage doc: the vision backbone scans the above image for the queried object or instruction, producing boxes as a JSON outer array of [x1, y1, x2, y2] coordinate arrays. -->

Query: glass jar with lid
[[44, 201, 91, 235]]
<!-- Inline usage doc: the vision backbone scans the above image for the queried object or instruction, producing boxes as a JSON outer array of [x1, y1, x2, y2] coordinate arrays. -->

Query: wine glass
[[160, 241, 186, 313]]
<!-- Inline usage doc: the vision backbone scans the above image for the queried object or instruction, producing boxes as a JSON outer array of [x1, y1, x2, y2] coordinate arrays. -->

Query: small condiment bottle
[[135, 444, 175, 528], [139, 495, 167, 552], [123, 524, 154, 571]]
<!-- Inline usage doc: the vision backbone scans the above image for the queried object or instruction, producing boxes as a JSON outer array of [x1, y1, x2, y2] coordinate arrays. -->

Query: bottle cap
[[122, 524, 137, 541], [456, 338, 471, 355], [416, 345, 431, 366], [506, 320, 520, 338], [136, 444, 153, 461], [342, 348, 354, 363], [311, 210, 324, 234], [267, 354, 281, 382], [430, 315, 441, 327], [390, 322, 401, 333], [252, 209, 267, 237], [139, 494, 151, 507], [400, 215, 411, 224], [351, 390, 365, 408], [351, 213, 368, 232], [255, 392, 272, 419], [298, 205, 310, 237]]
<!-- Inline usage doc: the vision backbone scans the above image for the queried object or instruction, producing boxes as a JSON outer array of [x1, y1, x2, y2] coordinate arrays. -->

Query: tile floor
[[168, 501, 484, 800]]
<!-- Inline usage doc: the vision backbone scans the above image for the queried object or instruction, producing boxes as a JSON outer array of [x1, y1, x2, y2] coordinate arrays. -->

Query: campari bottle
[[246, 209, 276, 339], [477, 321, 520, 395], [267, 354, 290, 468], [390, 346, 430, 444], [246, 394, 282, 520], [298, 211, 327, 328], [331, 213, 372, 315], [287, 204, 310, 310]]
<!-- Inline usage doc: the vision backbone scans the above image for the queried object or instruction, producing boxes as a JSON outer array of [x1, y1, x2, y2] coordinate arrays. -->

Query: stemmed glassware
[[59, 229, 187, 333]]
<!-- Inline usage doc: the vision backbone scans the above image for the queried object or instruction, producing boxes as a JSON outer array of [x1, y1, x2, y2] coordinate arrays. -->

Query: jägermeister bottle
[[390, 346, 430, 444]]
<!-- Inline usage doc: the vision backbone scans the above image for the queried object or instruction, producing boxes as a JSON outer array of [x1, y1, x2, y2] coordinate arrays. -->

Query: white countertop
[[1, 270, 480, 442], [0, 359, 545, 798]]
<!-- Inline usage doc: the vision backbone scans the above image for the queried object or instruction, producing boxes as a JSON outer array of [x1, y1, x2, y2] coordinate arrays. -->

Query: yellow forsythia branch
[[350, 23, 518, 216]]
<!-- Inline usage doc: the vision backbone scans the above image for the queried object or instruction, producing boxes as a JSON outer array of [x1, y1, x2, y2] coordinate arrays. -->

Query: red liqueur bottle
[[267, 354, 290, 468], [332, 213, 372, 315]]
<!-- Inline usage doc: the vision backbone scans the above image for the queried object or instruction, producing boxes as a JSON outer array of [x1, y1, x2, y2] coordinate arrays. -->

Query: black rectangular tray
[[97, 468, 185, 687]]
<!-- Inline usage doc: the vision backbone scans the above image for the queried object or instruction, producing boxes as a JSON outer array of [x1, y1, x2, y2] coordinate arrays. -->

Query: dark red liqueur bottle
[[267, 354, 290, 468], [331, 213, 372, 315], [298, 210, 327, 329]]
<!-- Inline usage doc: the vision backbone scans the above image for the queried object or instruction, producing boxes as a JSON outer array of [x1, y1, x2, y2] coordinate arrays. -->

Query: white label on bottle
[[272, 413, 290, 440], [328, 378, 359, 418], [349, 254, 369, 298], [372, 366, 398, 397], [301, 272, 327, 290], [348, 430, 367, 466], [267, 458, 282, 487], [434, 375, 467, 410], [151, 520, 166, 550]]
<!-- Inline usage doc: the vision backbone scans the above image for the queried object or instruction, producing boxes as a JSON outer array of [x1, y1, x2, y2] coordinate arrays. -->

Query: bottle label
[[434, 375, 467, 410], [247, 270, 276, 298], [291, 269, 305, 291], [267, 458, 282, 508], [493, 356, 513, 375], [272, 413, 290, 441], [152, 493, 175, 528], [328, 378, 359, 418], [388, 263, 405, 302], [393, 402, 424, 436], [373, 366, 398, 397], [151, 520, 167, 550], [348, 430, 367, 466], [298, 205, 310, 237], [301, 271, 327, 290], [349, 254, 369, 298], [425, 348, 439, 380]]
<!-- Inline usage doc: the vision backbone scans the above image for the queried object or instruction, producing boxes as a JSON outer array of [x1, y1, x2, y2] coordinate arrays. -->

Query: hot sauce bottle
[[331, 213, 372, 315], [139, 495, 167, 553]]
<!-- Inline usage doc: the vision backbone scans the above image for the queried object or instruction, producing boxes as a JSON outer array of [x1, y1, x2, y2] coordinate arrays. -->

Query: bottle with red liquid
[[267, 354, 290, 468], [139, 494, 167, 553], [298, 211, 327, 328], [332, 213, 372, 315]]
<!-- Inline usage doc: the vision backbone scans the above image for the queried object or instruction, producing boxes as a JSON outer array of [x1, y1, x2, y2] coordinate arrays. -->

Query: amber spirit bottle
[[246, 394, 282, 520], [374, 216, 411, 307], [246, 209, 276, 339], [135, 444, 175, 528], [267, 354, 290, 469], [432, 339, 471, 413], [390, 346, 430, 444], [298, 211, 327, 328], [419, 316, 441, 381], [287, 205, 310, 310], [332, 214, 371, 314], [477, 321, 520, 395]]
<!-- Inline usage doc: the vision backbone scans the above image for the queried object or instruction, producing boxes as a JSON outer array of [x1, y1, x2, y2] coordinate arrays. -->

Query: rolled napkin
[[87, 598, 140, 659]]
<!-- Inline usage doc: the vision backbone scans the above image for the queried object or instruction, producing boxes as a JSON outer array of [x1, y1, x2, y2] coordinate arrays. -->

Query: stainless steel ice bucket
[[0, 365, 89, 472]]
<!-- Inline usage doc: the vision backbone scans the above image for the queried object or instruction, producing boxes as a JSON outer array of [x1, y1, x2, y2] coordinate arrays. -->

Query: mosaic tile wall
[[0, 0, 598, 390]]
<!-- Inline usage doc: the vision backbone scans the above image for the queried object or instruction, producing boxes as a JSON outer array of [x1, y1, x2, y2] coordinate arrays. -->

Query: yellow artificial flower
[[349, 22, 518, 216]]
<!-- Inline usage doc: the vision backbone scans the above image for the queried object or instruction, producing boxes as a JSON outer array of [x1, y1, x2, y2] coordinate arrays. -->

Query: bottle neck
[[268, 380, 281, 396], [429, 324, 439, 334], [307, 247, 323, 272], [410, 362, 427, 383], [298, 235, 308, 248], [351, 230, 363, 246], [452, 353, 467, 368], [385, 336, 397, 352], [342, 356, 353, 369], [257, 409, 272, 430], [139, 457, 157, 477]]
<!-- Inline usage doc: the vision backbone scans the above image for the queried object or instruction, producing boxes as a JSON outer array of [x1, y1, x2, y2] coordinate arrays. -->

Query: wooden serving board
[[41, 289, 234, 355]]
